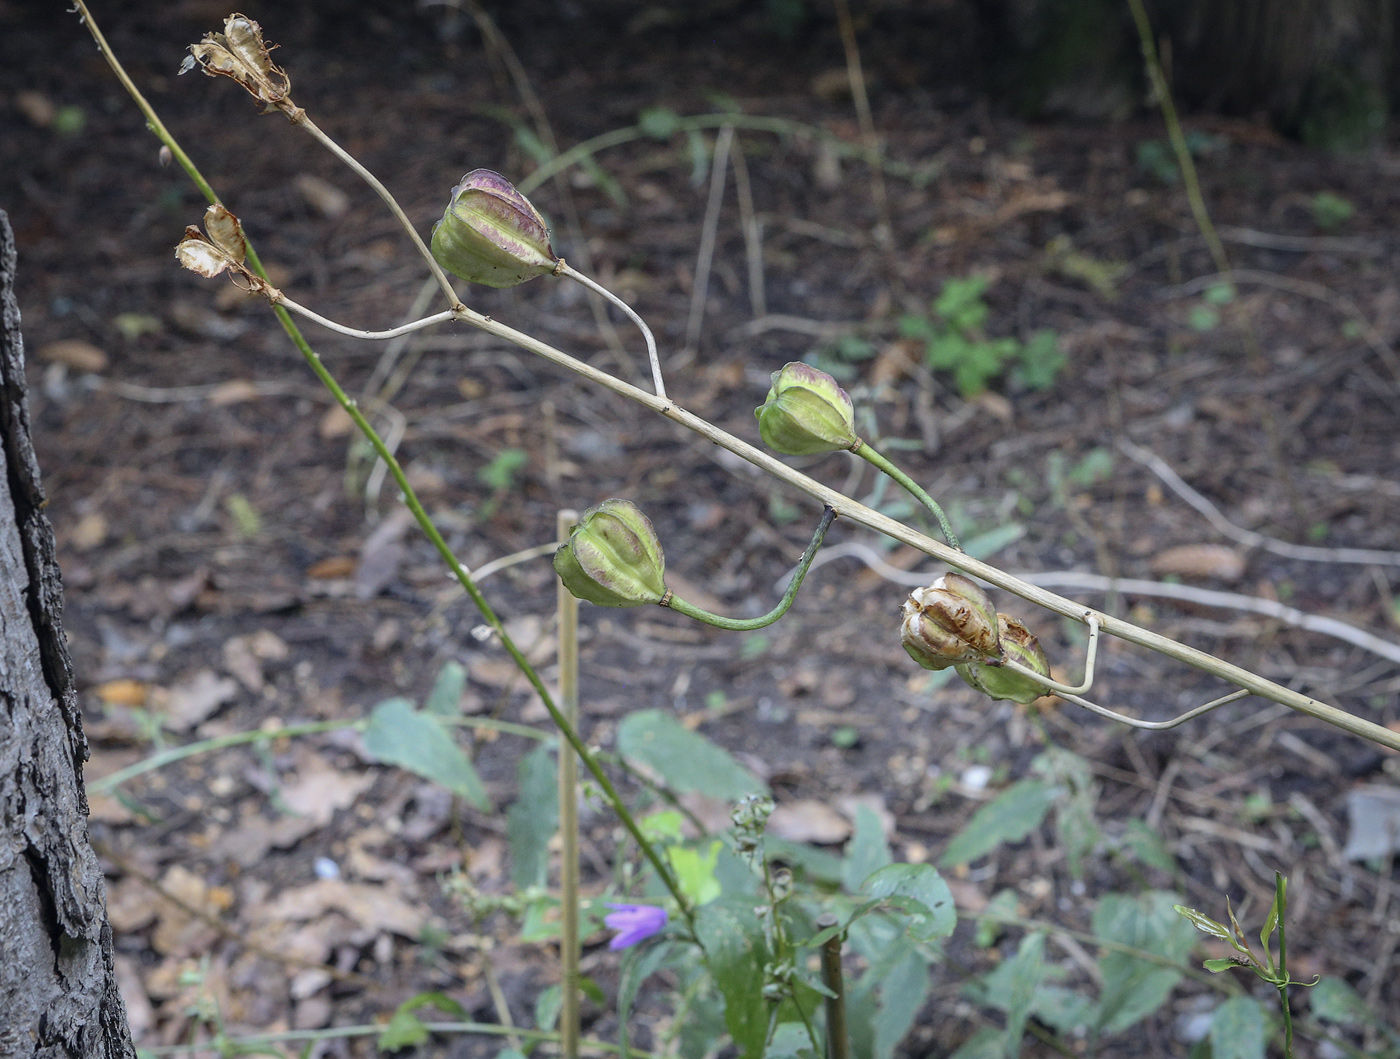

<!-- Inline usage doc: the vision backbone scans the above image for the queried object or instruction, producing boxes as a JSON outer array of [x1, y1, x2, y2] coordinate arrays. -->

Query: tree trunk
[[0, 210, 135, 1057]]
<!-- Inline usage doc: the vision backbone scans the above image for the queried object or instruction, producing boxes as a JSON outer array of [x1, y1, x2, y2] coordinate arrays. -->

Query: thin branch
[[812, 540, 1400, 667], [558, 263, 666, 399], [274, 294, 455, 341], [292, 114, 462, 308], [1120, 440, 1400, 567], [686, 126, 734, 351], [833, 0, 892, 248], [729, 136, 766, 318]]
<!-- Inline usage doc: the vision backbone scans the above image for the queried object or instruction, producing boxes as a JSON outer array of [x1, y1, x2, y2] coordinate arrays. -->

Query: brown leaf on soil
[[1149, 544, 1246, 582], [251, 879, 426, 938], [39, 339, 108, 372], [114, 955, 155, 1041], [96, 679, 150, 708], [306, 555, 356, 579], [154, 668, 239, 732], [767, 799, 852, 844], [151, 865, 232, 956]]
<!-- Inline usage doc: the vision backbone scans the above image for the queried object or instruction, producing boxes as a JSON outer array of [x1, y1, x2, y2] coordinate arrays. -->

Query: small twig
[[833, 0, 892, 248], [483, 962, 524, 1054], [557, 263, 666, 399], [1120, 440, 1400, 567], [729, 137, 766, 319], [685, 126, 734, 351], [274, 294, 455, 341], [292, 115, 462, 309], [807, 541, 1400, 666]]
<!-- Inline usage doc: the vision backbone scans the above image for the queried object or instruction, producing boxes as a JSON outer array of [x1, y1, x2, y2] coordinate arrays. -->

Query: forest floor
[[4, 1, 1400, 1056]]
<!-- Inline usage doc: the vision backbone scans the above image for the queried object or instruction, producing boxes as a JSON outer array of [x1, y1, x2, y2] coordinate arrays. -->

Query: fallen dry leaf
[[95, 679, 149, 708], [151, 865, 231, 957], [114, 955, 155, 1041], [155, 669, 239, 732], [294, 173, 351, 219], [252, 879, 425, 938], [767, 799, 852, 844], [70, 511, 108, 551], [39, 339, 108, 372], [306, 555, 356, 579], [1149, 544, 1246, 582]]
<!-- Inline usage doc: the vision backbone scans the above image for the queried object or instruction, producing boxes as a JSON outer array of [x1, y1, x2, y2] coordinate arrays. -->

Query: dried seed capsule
[[755, 362, 859, 456], [956, 614, 1051, 704], [900, 573, 1001, 670], [430, 169, 558, 288], [554, 499, 667, 607]]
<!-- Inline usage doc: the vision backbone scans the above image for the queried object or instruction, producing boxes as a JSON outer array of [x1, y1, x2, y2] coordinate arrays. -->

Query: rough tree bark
[[0, 210, 135, 1056]]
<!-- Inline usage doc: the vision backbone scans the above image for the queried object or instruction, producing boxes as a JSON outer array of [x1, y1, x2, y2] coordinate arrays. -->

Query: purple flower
[[604, 903, 668, 950]]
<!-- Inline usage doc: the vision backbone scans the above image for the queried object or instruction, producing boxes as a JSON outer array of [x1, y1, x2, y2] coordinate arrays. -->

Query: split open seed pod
[[430, 169, 558, 288]]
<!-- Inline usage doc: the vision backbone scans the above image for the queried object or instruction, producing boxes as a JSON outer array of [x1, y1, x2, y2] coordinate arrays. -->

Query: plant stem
[[1275, 872, 1293, 1058], [1123, 0, 1231, 280], [558, 263, 665, 399], [817, 914, 850, 1059], [74, 3, 693, 927], [558, 511, 582, 1059], [853, 442, 960, 550], [292, 114, 463, 309], [663, 507, 834, 630], [274, 295, 455, 340], [138, 1021, 658, 1057], [89, 719, 356, 796]]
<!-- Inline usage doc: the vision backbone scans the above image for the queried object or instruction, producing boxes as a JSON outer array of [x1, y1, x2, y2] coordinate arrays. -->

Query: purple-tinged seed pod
[[430, 169, 558, 288]]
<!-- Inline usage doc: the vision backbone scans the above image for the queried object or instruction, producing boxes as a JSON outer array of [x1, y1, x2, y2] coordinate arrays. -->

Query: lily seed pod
[[554, 499, 667, 607], [430, 169, 558, 288], [900, 573, 1001, 670], [182, 14, 292, 110], [956, 614, 1051, 704], [755, 362, 859, 456], [176, 205, 248, 278]]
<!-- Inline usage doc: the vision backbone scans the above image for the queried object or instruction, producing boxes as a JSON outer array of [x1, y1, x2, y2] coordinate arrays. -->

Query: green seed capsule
[[430, 169, 558, 288], [554, 499, 667, 607], [755, 362, 859, 456], [956, 614, 1051, 704]]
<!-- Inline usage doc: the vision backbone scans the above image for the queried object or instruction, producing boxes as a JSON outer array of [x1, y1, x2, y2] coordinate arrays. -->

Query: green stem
[[89, 719, 356, 796], [558, 511, 582, 1059], [662, 507, 834, 630], [1124, 0, 1232, 280], [138, 1021, 658, 1058], [853, 442, 960, 551], [74, 1, 693, 931], [1275, 872, 1293, 1058]]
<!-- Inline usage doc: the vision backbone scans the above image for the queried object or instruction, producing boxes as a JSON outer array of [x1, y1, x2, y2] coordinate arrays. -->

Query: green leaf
[[364, 698, 489, 809], [1122, 819, 1178, 873], [639, 106, 682, 139], [872, 948, 930, 1059], [1014, 330, 1064, 391], [478, 447, 528, 491], [842, 804, 893, 892], [1309, 976, 1373, 1027], [1003, 933, 1046, 1059], [696, 899, 771, 1059], [1208, 997, 1268, 1059], [378, 992, 467, 1052], [377, 1008, 428, 1051], [766, 1022, 817, 1059], [507, 744, 557, 889], [425, 660, 466, 717], [975, 889, 1019, 948], [948, 1027, 1005, 1059], [861, 863, 956, 941], [939, 779, 1057, 868], [1174, 905, 1233, 941], [534, 984, 562, 1032], [1203, 958, 1241, 973], [1093, 892, 1198, 1034], [669, 841, 723, 906], [617, 709, 766, 800], [618, 942, 674, 1058]]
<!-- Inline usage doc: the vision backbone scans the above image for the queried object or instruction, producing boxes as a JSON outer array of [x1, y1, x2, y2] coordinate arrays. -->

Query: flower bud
[[554, 499, 667, 607], [900, 573, 1001, 670], [430, 169, 558, 288], [956, 614, 1051, 704], [755, 363, 859, 456]]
